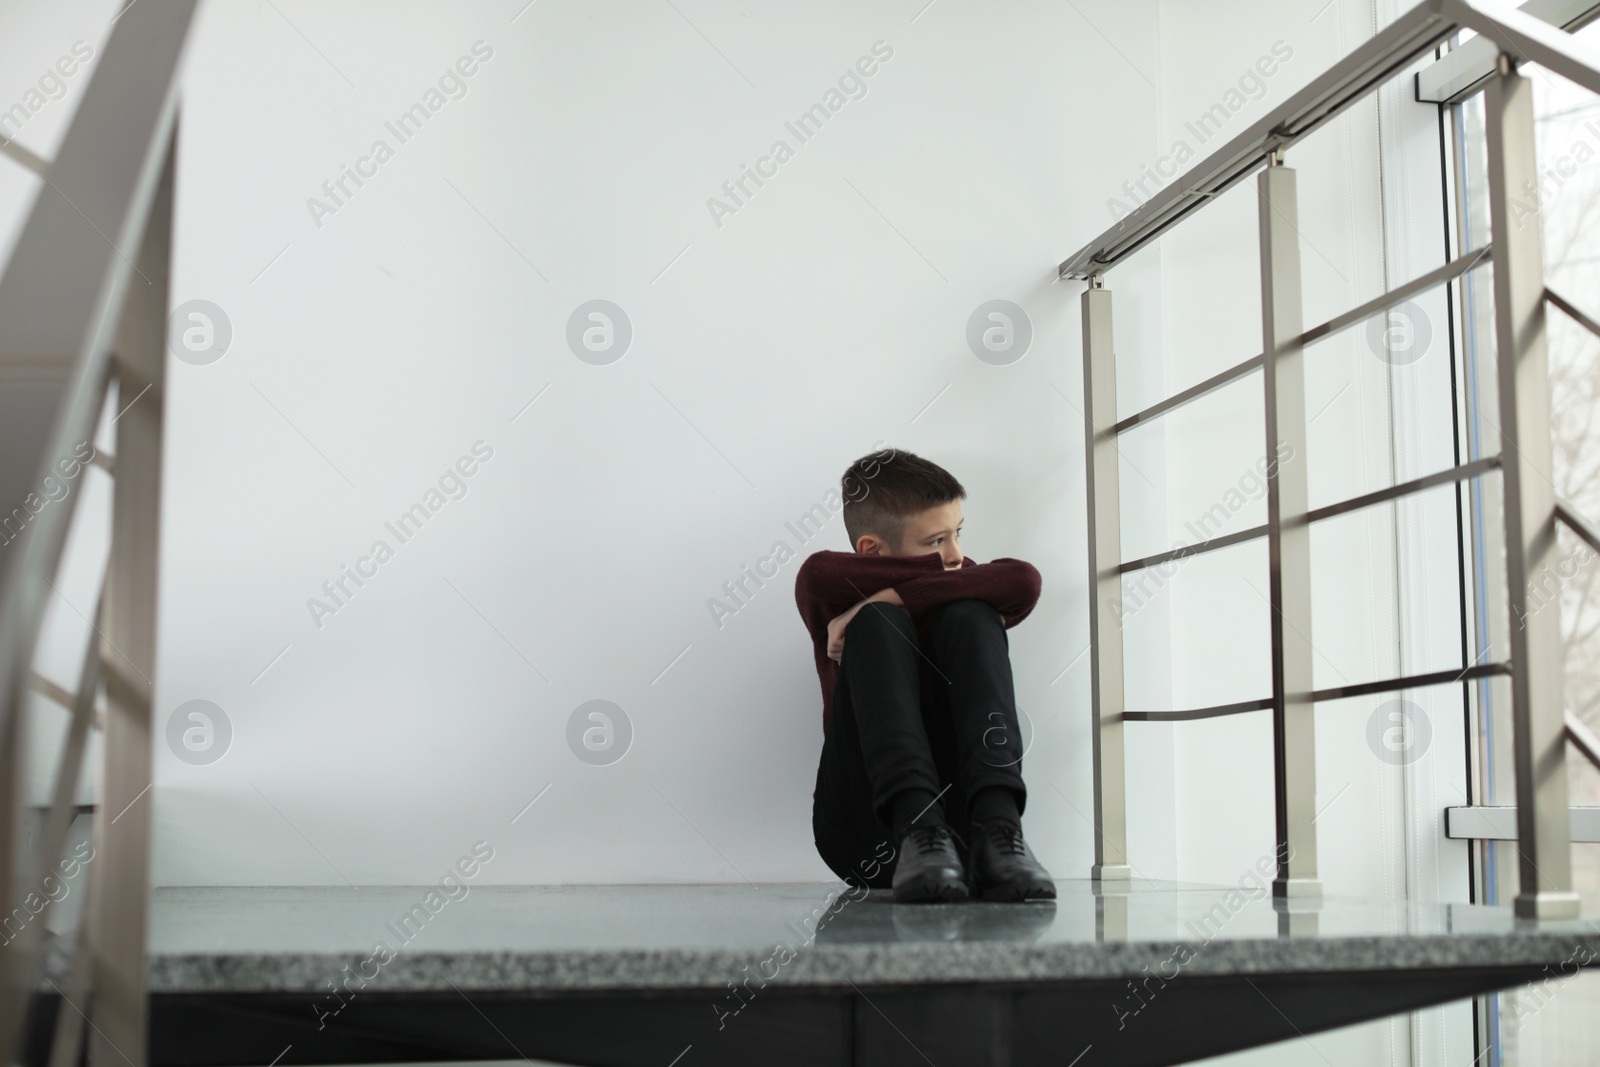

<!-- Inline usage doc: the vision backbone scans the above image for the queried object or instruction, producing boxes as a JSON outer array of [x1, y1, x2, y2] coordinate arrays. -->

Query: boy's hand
[[825, 610, 854, 664], [826, 588, 904, 664]]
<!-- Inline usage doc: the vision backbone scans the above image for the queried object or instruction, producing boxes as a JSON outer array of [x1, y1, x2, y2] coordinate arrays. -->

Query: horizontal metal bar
[[1123, 698, 1274, 723], [1555, 497, 1600, 556], [1298, 245, 1492, 348], [1119, 523, 1269, 574], [1417, 0, 1600, 103], [1446, 0, 1600, 98], [1124, 663, 1510, 723], [1447, 804, 1600, 841], [1566, 712, 1600, 772], [1310, 661, 1510, 703], [1546, 285, 1600, 341], [1113, 354, 1264, 436], [30, 673, 77, 711], [1118, 457, 1500, 575], [0, 136, 49, 177], [1110, 248, 1490, 452], [1059, 2, 1458, 279], [1108, 249, 1487, 440], [1303, 455, 1501, 525]]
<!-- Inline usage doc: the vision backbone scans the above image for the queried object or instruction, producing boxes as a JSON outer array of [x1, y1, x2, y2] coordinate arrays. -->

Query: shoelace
[[983, 822, 1028, 857], [907, 823, 953, 854]]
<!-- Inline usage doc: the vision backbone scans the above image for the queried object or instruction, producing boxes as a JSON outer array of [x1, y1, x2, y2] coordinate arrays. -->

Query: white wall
[[0, 0, 1171, 886]]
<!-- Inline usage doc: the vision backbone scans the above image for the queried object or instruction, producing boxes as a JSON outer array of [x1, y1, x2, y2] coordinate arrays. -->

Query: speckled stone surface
[[52, 881, 1600, 995]]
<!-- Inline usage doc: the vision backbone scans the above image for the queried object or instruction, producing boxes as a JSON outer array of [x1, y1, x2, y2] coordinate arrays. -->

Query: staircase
[[6, 2, 1600, 1065]]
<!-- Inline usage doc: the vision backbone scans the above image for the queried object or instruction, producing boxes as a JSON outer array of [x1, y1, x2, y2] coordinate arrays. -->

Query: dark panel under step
[[25, 881, 1599, 1066]]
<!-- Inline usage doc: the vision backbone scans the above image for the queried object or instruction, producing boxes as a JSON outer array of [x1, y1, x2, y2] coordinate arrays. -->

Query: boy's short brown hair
[[840, 446, 966, 550]]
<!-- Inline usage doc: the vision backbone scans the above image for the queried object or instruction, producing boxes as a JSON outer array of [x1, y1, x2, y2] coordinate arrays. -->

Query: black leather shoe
[[891, 824, 970, 903], [968, 822, 1056, 901]]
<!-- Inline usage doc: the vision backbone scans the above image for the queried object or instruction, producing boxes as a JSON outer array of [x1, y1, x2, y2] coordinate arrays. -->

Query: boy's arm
[[821, 587, 905, 664], [794, 550, 946, 639], [795, 550, 1043, 639], [893, 557, 1043, 627]]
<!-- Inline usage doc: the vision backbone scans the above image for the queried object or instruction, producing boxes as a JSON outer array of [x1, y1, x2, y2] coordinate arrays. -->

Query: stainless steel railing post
[[1258, 156, 1320, 901], [1483, 55, 1580, 921], [85, 127, 174, 1067], [1083, 277, 1132, 883]]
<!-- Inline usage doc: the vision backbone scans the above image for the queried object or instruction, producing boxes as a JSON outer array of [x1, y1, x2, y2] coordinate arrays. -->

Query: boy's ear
[[854, 534, 889, 555]]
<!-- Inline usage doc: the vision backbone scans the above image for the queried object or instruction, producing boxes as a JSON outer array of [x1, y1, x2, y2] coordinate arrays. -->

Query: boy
[[795, 447, 1054, 903]]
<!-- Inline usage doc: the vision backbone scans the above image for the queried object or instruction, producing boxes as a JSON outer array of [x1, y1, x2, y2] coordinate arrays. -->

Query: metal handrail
[[1068, 0, 1600, 921], [0, 1, 190, 770], [0, 2, 197, 1063], [1059, 0, 1600, 282], [1417, 0, 1600, 103], [0, 0, 190, 667], [1059, 2, 1459, 279], [1446, 0, 1600, 98]]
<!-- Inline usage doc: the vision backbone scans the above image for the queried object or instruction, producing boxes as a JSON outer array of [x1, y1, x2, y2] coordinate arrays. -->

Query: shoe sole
[[892, 872, 970, 903], [978, 880, 1056, 902]]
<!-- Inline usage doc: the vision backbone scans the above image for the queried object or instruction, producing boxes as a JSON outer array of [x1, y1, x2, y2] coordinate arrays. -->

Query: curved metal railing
[[0, 2, 197, 1063]]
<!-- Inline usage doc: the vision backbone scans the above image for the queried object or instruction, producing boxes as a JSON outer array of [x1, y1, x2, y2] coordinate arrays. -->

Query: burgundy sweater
[[794, 550, 1043, 731]]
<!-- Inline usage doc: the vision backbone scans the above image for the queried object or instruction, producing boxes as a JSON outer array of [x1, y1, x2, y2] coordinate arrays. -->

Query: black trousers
[[811, 598, 1028, 889]]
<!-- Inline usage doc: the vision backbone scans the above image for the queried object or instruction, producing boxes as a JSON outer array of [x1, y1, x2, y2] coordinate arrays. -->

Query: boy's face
[[854, 501, 964, 569]]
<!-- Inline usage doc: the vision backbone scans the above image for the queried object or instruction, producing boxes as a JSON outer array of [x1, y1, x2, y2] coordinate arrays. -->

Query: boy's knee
[[933, 598, 1000, 630], [846, 600, 914, 637]]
